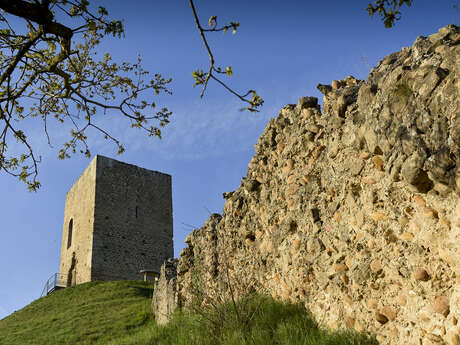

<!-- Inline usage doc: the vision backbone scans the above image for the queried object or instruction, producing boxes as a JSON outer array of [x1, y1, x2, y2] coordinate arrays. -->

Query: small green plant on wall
[[393, 81, 412, 99]]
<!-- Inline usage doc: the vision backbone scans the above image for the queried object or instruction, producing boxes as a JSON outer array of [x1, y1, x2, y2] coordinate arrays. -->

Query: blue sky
[[0, 0, 457, 319]]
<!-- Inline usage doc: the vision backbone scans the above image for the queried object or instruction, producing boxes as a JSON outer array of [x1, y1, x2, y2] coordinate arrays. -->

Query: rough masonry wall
[[59, 157, 97, 285], [155, 25, 460, 345], [152, 258, 179, 325], [91, 155, 173, 281]]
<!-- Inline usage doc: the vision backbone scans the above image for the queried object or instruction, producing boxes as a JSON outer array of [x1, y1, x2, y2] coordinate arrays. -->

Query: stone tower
[[58, 155, 173, 285]]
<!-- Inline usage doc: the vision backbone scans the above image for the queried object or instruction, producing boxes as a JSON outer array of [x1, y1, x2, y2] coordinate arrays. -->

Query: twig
[[189, 0, 263, 112]]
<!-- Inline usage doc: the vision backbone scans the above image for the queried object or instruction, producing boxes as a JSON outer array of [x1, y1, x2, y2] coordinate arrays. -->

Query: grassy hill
[[0, 281, 378, 345], [0, 281, 155, 345]]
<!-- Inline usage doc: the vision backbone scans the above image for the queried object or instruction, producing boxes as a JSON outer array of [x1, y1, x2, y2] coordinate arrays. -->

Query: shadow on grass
[[133, 284, 154, 299], [151, 294, 379, 345]]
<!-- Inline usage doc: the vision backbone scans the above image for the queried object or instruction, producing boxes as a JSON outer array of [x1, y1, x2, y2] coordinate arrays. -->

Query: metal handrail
[[40, 273, 71, 297]]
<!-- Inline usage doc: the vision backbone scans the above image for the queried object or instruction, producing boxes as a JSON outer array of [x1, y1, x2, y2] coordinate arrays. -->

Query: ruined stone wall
[[152, 258, 179, 325], [155, 25, 460, 345], [59, 158, 97, 284]]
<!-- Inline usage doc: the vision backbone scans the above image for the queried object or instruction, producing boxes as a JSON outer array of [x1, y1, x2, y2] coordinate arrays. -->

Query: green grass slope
[[0, 281, 378, 345], [0, 281, 155, 345]]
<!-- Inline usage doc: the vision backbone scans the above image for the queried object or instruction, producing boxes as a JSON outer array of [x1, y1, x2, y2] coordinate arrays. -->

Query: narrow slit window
[[67, 219, 73, 249], [135, 206, 138, 218]]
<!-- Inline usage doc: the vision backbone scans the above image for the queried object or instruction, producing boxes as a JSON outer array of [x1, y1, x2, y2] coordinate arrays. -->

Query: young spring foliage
[[366, 0, 413, 28], [0, 0, 172, 190]]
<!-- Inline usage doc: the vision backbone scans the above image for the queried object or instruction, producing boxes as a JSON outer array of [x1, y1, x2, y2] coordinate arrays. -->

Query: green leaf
[[230, 22, 240, 34], [208, 16, 217, 27]]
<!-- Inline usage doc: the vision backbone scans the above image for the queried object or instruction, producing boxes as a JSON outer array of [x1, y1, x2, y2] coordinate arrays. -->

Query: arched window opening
[[67, 219, 73, 249]]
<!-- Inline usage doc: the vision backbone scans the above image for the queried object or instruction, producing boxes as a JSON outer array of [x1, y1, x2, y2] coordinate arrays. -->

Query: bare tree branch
[[0, 0, 73, 45], [189, 0, 263, 112]]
